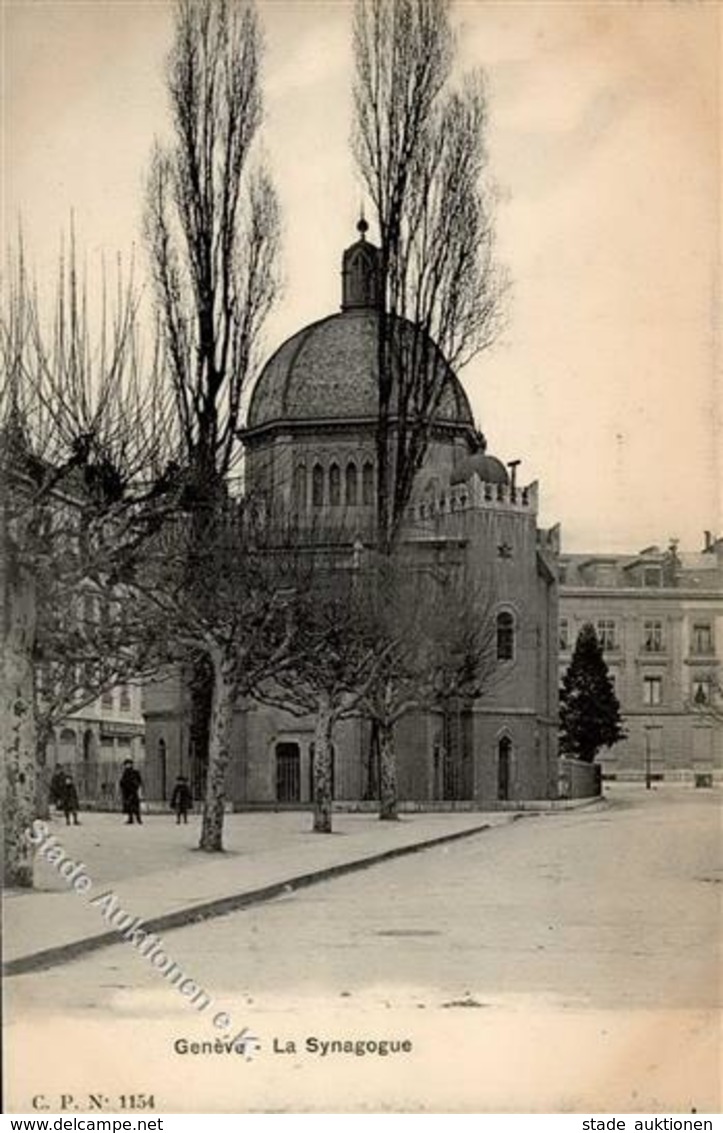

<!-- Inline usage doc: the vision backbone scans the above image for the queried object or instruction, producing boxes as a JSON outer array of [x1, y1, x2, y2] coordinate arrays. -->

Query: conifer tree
[[559, 623, 626, 763]]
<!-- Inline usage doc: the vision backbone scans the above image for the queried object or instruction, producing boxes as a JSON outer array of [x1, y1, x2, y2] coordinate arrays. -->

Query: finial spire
[[341, 208, 380, 310]]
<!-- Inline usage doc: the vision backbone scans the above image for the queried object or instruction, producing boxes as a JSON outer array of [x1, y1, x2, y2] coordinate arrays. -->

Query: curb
[[4, 818, 508, 978]]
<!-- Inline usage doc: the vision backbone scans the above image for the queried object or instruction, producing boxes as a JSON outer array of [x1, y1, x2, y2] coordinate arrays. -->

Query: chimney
[[704, 530, 713, 552], [507, 459, 521, 492]]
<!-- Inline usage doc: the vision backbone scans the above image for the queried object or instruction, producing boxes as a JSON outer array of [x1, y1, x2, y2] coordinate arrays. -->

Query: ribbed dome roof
[[247, 309, 474, 431], [451, 452, 509, 486]]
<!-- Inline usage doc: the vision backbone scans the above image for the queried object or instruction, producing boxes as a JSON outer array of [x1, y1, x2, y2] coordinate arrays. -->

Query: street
[[5, 786, 721, 1112]]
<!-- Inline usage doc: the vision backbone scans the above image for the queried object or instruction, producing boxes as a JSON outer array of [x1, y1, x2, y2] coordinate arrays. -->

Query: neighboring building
[[1, 444, 149, 808], [559, 535, 723, 781], [46, 682, 145, 805], [144, 223, 560, 807], [36, 581, 146, 804]]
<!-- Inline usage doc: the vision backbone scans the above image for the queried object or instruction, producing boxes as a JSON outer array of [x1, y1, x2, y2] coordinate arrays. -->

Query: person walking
[[60, 773, 80, 825], [170, 775, 193, 824], [119, 759, 143, 825]]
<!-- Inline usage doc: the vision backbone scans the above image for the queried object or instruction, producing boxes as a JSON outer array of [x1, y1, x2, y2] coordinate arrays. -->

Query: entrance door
[[497, 737, 511, 801], [276, 742, 301, 802]]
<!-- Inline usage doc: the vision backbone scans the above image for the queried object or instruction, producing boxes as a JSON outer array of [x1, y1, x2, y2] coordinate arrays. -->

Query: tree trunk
[[186, 495, 220, 802], [1, 547, 38, 887], [378, 715, 398, 821], [34, 721, 52, 821], [188, 651, 214, 801], [199, 654, 236, 852], [312, 692, 334, 834]]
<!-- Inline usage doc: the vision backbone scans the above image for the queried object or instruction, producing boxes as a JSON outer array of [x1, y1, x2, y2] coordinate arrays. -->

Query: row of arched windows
[[293, 460, 375, 510]]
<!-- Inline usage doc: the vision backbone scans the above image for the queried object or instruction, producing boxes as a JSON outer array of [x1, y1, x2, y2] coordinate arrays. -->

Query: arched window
[[312, 463, 324, 508], [496, 611, 515, 661], [292, 463, 307, 511], [329, 463, 341, 507], [345, 462, 358, 506], [362, 461, 374, 506]]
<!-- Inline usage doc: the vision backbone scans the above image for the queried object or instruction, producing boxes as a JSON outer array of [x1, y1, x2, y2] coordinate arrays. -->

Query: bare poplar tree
[[352, 0, 505, 815], [353, 0, 503, 547], [1, 238, 175, 887], [144, 0, 280, 847]]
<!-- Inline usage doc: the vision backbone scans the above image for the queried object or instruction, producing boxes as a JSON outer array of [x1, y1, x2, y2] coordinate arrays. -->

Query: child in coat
[[170, 775, 193, 824]]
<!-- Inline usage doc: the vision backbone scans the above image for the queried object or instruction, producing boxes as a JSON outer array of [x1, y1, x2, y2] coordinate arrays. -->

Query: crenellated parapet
[[409, 474, 539, 524]]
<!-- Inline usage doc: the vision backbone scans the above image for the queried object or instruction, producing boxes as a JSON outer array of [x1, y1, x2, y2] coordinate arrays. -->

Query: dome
[[246, 309, 474, 432], [450, 452, 509, 486]]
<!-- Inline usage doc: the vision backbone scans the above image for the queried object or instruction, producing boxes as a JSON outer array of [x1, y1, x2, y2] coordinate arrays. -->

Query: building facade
[[559, 536, 723, 781], [46, 682, 145, 805], [144, 225, 560, 807], [0, 440, 148, 808]]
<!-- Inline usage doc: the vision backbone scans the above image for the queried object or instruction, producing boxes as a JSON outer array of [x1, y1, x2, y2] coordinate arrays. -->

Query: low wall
[[558, 757, 602, 800]]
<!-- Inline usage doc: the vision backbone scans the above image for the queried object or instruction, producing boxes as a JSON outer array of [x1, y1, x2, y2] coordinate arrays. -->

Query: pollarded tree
[[33, 577, 164, 816], [1, 238, 177, 886], [258, 550, 389, 834], [559, 623, 626, 763], [132, 505, 315, 851], [357, 553, 500, 818]]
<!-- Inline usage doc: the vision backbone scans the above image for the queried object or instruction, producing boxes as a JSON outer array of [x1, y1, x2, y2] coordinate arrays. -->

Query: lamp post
[[644, 726, 652, 789]]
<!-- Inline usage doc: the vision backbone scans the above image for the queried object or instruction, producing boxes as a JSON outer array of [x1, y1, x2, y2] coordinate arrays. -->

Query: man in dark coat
[[60, 773, 80, 825], [170, 775, 193, 824], [50, 765, 67, 811], [119, 759, 143, 825]]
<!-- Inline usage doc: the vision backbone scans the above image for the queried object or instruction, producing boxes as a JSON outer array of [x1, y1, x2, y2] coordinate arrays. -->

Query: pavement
[[2, 805, 565, 972], [3, 784, 719, 1113]]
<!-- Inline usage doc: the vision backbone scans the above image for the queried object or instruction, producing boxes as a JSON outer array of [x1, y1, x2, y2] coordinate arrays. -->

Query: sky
[[2, 0, 720, 552]]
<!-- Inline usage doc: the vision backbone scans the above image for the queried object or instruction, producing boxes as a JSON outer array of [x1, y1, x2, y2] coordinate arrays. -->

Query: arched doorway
[[276, 742, 301, 802], [497, 736, 512, 801], [59, 727, 76, 769]]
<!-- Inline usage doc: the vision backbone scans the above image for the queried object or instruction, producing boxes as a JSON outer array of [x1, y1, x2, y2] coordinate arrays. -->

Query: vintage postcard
[[2, 0, 720, 1116]]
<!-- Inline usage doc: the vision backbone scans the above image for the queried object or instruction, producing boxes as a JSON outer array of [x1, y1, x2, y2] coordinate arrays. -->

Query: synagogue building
[[143, 224, 561, 807]]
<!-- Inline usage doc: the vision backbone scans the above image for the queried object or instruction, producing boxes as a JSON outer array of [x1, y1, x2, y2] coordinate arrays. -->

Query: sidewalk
[[3, 809, 532, 973]]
